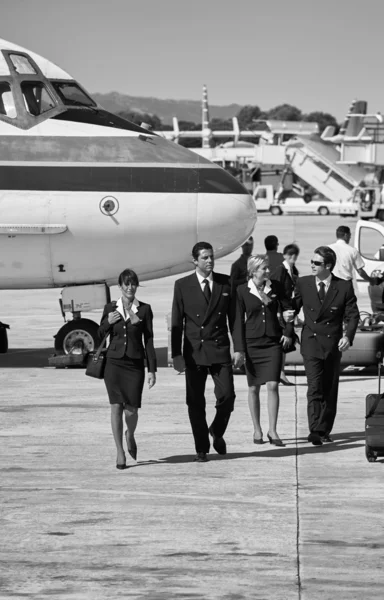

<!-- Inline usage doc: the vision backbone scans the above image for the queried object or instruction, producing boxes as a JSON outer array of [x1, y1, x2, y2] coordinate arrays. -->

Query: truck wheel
[[54, 319, 100, 355], [270, 206, 282, 216], [378, 210, 384, 221], [318, 206, 330, 216], [365, 441, 378, 462]]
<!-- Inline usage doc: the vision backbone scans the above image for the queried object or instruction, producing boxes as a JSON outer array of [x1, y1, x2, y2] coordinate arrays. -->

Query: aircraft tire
[[377, 210, 384, 222], [54, 319, 100, 355]]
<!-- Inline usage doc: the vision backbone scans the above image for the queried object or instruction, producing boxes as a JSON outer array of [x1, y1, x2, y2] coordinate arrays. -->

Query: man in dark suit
[[289, 246, 359, 446], [229, 236, 254, 294], [171, 241, 235, 462]]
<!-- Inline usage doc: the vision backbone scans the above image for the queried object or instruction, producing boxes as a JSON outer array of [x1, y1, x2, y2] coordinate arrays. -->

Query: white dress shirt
[[115, 296, 139, 321], [248, 278, 272, 300], [315, 274, 332, 295], [196, 271, 213, 293], [329, 239, 364, 293]]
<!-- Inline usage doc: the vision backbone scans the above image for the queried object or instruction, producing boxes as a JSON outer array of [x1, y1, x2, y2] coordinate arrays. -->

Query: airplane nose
[[197, 169, 257, 256]]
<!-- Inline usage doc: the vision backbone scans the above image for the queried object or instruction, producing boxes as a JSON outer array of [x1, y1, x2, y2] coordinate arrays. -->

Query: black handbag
[[85, 332, 109, 379]]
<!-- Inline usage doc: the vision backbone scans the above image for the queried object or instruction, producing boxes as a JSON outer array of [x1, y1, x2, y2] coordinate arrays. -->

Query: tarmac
[[1, 215, 384, 600]]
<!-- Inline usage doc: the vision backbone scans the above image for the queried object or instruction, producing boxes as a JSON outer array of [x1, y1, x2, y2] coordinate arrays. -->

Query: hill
[[91, 91, 243, 125]]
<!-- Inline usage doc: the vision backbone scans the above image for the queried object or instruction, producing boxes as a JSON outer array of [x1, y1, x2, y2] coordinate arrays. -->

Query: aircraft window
[[359, 226, 384, 260], [0, 83, 16, 118], [21, 82, 56, 116], [50, 82, 96, 107], [328, 172, 354, 191], [9, 54, 37, 74]]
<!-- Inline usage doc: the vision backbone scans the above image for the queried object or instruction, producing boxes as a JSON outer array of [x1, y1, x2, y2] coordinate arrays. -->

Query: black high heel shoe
[[125, 431, 137, 461], [253, 432, 264, 444], [116, 452, 127, 470], [267, 433, 285, 447]]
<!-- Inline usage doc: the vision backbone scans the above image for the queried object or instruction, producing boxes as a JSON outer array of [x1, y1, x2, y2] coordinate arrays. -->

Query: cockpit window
[[9, 54, 37, 75], [0, 82, 16, 118], [21, 81, 56, 116], [50, 82, 96, 107]]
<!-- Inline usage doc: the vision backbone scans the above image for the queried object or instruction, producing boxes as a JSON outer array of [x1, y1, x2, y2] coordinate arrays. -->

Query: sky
[[1, 0, 384, 120]]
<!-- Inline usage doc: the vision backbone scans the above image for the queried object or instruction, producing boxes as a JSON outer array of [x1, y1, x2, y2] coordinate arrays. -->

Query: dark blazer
[[98, 301, 157, 372], [293, 275, 359, 358], [171, 271, 233, 366], [233, 280, 292, 352], [230, 254, 248, 293], [272, 263, 299, 299]]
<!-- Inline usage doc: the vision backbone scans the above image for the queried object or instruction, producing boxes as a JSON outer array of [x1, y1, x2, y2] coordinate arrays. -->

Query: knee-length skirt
[[104, 355, 145, 408], [245, 336, 282, 386]]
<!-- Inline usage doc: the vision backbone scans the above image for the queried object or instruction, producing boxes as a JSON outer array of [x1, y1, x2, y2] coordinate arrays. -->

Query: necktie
[[318, 281, 326, 303], [202, 279, 211, 303]]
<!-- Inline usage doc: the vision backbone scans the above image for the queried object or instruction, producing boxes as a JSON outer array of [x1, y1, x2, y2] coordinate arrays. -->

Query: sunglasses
[[310, 260, 324, 266]]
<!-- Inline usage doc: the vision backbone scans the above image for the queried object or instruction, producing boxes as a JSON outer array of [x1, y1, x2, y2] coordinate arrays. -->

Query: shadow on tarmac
[[129, 432, 366, 467], [0, 347, 169, 368]]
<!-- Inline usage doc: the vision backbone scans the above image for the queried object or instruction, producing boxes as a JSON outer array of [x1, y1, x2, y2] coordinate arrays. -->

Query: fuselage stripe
[[0, 165, 248, 194]]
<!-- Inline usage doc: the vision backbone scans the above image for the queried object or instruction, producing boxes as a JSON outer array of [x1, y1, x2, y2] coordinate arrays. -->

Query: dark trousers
[[302, 352, 341, 435], [185, 362, 236, 453]]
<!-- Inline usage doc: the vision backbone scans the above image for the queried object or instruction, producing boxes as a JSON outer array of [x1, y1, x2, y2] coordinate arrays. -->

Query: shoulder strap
[[93, 332, 109, 359]]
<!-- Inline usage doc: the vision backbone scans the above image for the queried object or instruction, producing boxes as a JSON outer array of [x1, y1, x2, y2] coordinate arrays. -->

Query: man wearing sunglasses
[[286, 246, 359, 446]]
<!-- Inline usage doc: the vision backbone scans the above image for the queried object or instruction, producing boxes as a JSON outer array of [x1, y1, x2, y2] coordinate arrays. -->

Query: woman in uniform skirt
[[98, 269, 157, 469], [233, 255, 292, 446]]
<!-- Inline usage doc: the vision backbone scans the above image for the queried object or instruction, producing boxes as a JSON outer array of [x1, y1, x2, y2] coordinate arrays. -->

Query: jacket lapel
[[308, 276, 323, 314], [318, 276, 339, 315], [202, 273, 222, 324]]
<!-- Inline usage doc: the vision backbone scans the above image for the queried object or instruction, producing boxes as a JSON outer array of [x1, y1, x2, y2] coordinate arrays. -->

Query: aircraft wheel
[[54, 319, 100, 355], [318, 206, 330, 216], [270, 206, 282, 216], [365, 441, 378, 462], [378, 210, 384, 221]]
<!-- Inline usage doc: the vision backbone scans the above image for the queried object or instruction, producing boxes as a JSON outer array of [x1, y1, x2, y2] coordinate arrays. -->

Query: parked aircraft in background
[[0, 38, 256, 355]]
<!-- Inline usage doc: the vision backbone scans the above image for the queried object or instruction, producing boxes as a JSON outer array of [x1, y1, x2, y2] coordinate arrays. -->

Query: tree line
[[117, 103, 339, 147]]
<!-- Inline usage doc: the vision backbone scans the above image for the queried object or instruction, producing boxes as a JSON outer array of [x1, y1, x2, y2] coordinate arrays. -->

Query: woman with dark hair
[[271, 243, 300, 386], [98, 269, 157, 469], [233, 255, 292, 446]]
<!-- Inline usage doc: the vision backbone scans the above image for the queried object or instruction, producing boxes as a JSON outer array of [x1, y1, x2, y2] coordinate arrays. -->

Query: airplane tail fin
[[202, 84, 210, 148], [339, 99, 367, 137]]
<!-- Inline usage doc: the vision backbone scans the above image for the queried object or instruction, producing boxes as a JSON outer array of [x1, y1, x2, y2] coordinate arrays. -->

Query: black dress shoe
[[321, 434, 333, 443], [267, 433, 285, 447], [194, 452, 208, 462], [308, 433, 323, 446], [209, 426, 227, 455]]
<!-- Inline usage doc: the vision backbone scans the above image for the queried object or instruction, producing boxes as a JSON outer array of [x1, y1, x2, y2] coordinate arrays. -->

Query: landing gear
[[53, 283, 110, 356], [54, 319, 100, 355]]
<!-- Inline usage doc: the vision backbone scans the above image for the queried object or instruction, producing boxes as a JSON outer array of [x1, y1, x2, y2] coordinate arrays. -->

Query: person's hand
[[283, 309, 295, 323], [233, 351, 245, 368], [148, 372, 156, 389], [173, 355, 186, 373], [338, 336, 350, 352], [371, 277, 383, 286], [280, 335, 292, 350], [108, 310, 121, 325]]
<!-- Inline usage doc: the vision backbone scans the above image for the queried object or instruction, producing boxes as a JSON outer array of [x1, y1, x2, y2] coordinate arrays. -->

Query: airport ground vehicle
[[270, 196, 357, 217]]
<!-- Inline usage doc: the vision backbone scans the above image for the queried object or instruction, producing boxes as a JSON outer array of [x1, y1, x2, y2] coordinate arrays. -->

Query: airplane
[[0, 38, 257, 355]]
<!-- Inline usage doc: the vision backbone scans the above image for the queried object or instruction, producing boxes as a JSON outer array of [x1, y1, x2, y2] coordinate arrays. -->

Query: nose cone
[[197, 168, 257, 257]]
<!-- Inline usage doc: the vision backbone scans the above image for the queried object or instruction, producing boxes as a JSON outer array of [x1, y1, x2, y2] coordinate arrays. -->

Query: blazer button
[[327, 335, 331, 338], [218, 312, 221, 315], [314, 333, 317, 336], [201, 326, 204, 329], [314, 321, 317, 324], [262, 319, 265, 322], [201, 340, 204, 343], [197, 314, 200, 317], [216, 326, 218, 329]]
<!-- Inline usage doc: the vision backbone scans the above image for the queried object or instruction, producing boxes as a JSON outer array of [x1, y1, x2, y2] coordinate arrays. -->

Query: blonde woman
[[233, 255, 292, 446]]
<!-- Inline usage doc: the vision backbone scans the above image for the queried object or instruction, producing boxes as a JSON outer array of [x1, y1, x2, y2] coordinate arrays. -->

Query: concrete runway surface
[[1, 215, 383, 599]]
